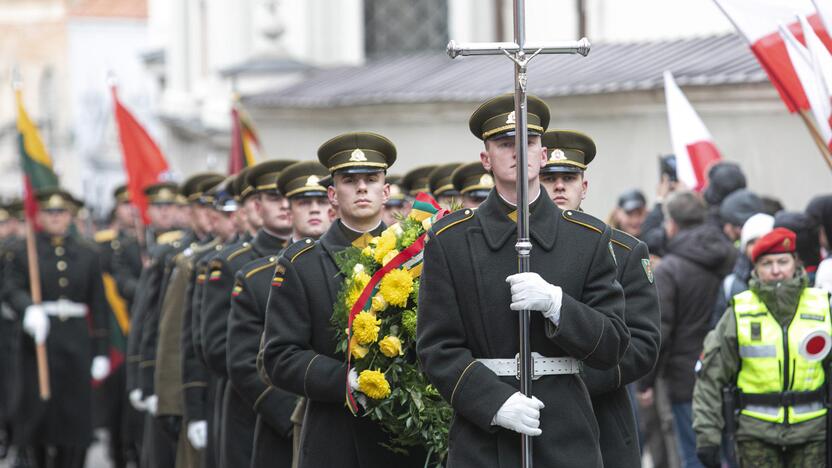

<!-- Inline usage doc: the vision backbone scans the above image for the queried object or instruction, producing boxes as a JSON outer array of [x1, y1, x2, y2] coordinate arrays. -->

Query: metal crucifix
[[447, 2, 590, 467]]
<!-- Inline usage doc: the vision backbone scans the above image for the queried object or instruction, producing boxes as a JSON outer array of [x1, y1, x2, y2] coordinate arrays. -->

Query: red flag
[[664, 71, 723, 191], [714, 0, 832, 112], [111, 87, 169, 224]]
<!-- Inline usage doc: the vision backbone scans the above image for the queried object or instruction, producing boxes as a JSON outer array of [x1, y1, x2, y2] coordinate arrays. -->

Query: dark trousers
[[31, 445, 87, 468], [139, 414, 176, 468]]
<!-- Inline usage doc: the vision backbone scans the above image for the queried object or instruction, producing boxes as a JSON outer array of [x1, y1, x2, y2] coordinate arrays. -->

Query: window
[[364, 0, 448, 58]]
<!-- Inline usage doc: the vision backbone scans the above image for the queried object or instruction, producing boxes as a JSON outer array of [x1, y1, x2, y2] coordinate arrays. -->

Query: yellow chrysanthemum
[[378, 335, 403, 358], [345, 271, 372, 308], [373, 230, 398, 264], [370, 294, 388, 313], [352, 311, 381, 344], [382, 249, 399, 266], [378, 268, 413, 307], [362, 246, 374, 258], [349, 334, 369, 359], [358, 369, 391, 400]]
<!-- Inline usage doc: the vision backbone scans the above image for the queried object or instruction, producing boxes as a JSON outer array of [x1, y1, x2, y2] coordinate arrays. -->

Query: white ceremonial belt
[[41, 300, 87, 319], [477, 353, 581, 380]]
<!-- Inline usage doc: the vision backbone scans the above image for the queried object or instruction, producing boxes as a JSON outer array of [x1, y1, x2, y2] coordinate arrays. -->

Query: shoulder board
[[94, 229, 117, 243], [208, 258, 224, 270], [431, 208, 475, 236], [610, 228, 638, 251], [561, 209, 606, 235], [244, 256, 278, 279], [157, 230, 185, 245], [226, 242, 252, 261], [282, 238, 315, 263]]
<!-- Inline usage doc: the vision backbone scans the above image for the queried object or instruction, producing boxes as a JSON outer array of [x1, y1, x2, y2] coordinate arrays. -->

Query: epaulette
[[282, 238, 315, 263], [561, 209, 605, 235], [244, 256, 277, 279], [610, 228, 638, 251], [157, 230, 185, 245], [227, 242, 252, 261], [431, 208, 475, 236], [94, 229, 117, 243]]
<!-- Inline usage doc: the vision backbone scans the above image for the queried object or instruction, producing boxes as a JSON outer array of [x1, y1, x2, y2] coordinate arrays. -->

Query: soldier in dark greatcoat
[[262, 132, 427, 468], [415, 95, 629, 468], [5, 188, 111, 468], [227, 161, 332, 468]]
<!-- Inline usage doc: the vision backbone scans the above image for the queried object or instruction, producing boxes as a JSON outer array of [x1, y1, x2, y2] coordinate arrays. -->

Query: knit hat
[[751, 227, 797, 263], [774, 211, 822, 270], [740, 213, 774, 252], [703, 162, 746, 206], [719, 189, 763, 227], [815, 259, 832, 293], [806, 194, 832, 248]]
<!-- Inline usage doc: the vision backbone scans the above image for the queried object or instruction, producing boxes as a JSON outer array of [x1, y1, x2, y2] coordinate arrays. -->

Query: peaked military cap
[[277, 161, 329, 199], [7, 199, 24, 220], [36, 187, 81, 212], [385, 175, 406, 207], [317, 132, 396, 175], [144, 182, 179, 205], [245, 160, 297, 195], [233, 167, 254, 201], [401, 165, 437, 196], [206, 176, 238, 212], [452, 162, 494, 198], [469, 94, 550, 141], [195, 175, 225, 205], [0, 203, 10, 222], [541, 130, 596, 174], [181, 173, 224, 204], [429, 163, 463, 198], [113, 184, 131, 204]]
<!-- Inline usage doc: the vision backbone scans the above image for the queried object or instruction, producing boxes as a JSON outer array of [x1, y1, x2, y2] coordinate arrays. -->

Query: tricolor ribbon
[[345, 193, 446, 413]]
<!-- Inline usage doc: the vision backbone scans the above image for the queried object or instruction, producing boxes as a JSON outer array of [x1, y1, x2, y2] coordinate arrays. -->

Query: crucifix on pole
[[447, 2, 590, 467]]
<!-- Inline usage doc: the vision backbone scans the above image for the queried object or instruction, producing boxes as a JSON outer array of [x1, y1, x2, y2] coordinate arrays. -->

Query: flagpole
[[12, 73, 51, 400]]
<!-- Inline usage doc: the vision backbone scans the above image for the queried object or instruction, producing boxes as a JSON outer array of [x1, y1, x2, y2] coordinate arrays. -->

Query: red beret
[[751, 227, 797, 263]]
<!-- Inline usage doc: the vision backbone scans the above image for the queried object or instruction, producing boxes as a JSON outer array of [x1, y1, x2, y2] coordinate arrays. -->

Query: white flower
[[353, 263, 365, 274]]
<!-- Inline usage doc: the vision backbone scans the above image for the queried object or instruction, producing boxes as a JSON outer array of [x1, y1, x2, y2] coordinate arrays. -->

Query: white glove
[[129, 389, 146, 411], [145, 394, 158, 415], [91, 356, 111, 380], [23, 304, 50, 344], [187, 420, 207, 449], [506, 272, 563, 325], [492, 391, 545, 436], [348, 368, 368, 409]]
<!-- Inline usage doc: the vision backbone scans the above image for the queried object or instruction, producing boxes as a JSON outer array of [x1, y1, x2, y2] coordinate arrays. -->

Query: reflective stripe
[[793, 402, 825, 414], [745, 405, 781, 416], [738, 345, 777, 358]]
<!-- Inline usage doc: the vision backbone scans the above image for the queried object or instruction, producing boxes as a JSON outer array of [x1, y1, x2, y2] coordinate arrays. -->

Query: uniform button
[[57, 260, 67, 271], [566, 211, 572, 215], [55, 246, 65, 256], [269, 257, 275, 261], [59, 278, 69, 287], [111, 240, 121, 249], [305, 239, 312, 244]]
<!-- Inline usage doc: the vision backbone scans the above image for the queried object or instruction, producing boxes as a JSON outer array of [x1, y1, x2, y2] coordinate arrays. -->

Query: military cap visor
[[452, 161, 495, 195], [401, 165, 437, 196], [233, 167, 253, 201], [429, 163, 463, 197], [35, 188, 81, 212], [540, 130, 596, 174], [469, 94, 551, 141], [277, 161, 330, 199], [245, 160, 297, 195], [144, 182, 180, 205], [318, 132, 396, 175], [182, 173, 224, 203]]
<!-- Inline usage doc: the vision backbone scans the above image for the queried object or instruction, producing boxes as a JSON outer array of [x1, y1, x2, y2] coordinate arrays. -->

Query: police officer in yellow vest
[[693, 227, 831, 467]]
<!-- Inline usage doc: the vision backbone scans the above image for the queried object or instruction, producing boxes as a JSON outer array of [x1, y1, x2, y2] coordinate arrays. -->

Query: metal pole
[[512, 1, 533, 466]]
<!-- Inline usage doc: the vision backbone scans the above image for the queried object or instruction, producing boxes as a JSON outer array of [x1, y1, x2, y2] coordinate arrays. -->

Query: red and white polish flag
[[663, 71, 722, 191], [713, 0, 832, 112], [780, 15, 832, 149]]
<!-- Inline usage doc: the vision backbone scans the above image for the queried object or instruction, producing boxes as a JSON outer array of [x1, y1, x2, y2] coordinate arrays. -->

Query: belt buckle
[[515, 352, 542, 381]]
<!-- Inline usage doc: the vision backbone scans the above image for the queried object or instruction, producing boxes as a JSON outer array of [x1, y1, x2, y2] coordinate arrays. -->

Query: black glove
[[696, 445, 720, 468]]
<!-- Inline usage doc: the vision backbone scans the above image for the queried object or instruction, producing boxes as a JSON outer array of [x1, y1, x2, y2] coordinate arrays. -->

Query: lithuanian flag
[[15, 88, 58, 219], [228, 95, 262, 174]]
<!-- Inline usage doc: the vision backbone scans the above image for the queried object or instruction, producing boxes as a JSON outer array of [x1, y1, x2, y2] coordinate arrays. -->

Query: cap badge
[[783, 238, 791, 248], [349, 149, 367, 162], [505, 111, 516, 125], [305, 175, 320, 187], [158, 188, 174, 199], [48, 194, 63, 207], [550, 149, 567, 161], [389, 185, 401, 196], [479, 174, 494, 187]]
